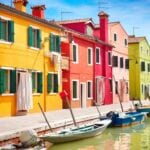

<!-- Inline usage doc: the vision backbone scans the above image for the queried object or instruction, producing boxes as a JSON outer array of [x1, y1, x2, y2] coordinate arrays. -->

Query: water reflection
[[49, 119, 150, 150]]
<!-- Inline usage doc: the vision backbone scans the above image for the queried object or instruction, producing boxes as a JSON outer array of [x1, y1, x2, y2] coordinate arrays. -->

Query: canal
[[48, 118, 150, 150]]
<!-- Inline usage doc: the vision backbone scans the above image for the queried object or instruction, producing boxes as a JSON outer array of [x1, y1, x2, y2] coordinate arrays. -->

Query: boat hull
[[136, 107, 150, 116], [40, 119, 111, 144]]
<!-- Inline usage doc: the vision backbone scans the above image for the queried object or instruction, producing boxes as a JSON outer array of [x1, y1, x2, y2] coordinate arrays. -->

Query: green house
[[128, 35, 150, 101]]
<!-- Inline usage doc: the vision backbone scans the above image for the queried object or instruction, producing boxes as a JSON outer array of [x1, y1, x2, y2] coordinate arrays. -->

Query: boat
[[39, 119, 111, 144], [136, 106, 150, 116], [106, 111, 146, 127]]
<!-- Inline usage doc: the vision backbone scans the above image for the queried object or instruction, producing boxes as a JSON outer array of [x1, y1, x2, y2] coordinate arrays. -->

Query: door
[[80, 83, 86, 108]]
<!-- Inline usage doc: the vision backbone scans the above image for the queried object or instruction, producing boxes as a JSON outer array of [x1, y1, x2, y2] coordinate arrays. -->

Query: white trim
[[0, 15, 11, 20], [95, 47, 101, 64], [87, 47, 93, 65], [0, 66, 15, 70], [87, 80, 93, 99], [29, 47, 40, 51], [72, 79, 79, 101], [72, 43, 79, 64], [0, 40, 13, 45], [30, 25, 40, 29], [1, 93, 14, 96]]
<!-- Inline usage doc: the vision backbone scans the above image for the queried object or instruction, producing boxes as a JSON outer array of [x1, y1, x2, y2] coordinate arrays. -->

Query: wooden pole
[[38, 103, 53, 132]]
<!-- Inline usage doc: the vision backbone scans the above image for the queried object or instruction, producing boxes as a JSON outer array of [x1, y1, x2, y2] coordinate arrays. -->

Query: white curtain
[[96, 77, 105, 105], [17, 72, 33, 111]]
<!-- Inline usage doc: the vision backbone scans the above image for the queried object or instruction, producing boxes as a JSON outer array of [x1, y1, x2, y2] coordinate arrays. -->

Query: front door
[[80, 83, 86, 108]]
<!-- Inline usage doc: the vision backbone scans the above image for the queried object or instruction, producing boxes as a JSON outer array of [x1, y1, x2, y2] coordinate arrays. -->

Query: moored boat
[[136, 106, 150, 116], [39, 119, 111, 144]]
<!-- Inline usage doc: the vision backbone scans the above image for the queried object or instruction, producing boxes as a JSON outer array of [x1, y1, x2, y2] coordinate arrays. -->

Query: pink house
[[58, 11, 113, 107]]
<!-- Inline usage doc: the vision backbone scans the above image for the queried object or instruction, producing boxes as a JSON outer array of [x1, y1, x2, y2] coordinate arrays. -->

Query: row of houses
[[0, 0, 150, 117]]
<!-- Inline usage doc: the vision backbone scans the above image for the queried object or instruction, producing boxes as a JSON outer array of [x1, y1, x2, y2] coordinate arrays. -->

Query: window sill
[[29, 47, 40, 51], [48, 93, 58, 95], [32, 93, 41, 96], [72, 98, 79, 101], [1, 93, 14, 96], [0, 40, 13, 45]]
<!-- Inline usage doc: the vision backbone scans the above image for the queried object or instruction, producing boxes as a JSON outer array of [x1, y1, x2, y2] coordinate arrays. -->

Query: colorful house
[[58, 11, 113, 107], [128, 35, 150, 101], [0, 0, 64, 117]]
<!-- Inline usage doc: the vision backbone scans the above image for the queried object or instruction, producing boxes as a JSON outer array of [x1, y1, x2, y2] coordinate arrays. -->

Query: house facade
[[0, 0, 64, 117], [128, 36, 150, 101]]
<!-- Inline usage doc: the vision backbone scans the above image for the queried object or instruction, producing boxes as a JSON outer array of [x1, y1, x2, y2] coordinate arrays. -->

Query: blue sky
[[1, 0, 150, 42]]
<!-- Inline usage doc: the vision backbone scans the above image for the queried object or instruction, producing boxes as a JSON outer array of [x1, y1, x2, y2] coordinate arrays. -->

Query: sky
[[1, 0, 150, 42]]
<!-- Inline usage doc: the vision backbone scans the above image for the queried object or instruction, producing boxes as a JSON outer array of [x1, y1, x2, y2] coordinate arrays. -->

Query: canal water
[[48, 118, 150, 150]]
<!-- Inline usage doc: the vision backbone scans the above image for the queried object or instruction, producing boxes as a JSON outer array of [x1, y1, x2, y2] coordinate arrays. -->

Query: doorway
[[80, 83, 86, 108]]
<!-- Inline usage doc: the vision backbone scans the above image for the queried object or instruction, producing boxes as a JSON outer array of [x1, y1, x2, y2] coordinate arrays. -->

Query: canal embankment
[[0, 100, 149, 146]]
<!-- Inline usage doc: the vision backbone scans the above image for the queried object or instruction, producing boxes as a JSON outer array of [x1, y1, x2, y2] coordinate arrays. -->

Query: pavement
[[0, 101, 137, 142]]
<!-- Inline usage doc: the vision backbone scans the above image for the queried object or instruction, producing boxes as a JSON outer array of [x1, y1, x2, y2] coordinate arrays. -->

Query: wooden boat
[[106, 111, 146, 127], [136, 106, 150, 116], [39, 119, 111, 144]]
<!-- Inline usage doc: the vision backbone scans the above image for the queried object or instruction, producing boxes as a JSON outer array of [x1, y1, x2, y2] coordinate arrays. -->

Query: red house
[[59, 11, 113, 108]]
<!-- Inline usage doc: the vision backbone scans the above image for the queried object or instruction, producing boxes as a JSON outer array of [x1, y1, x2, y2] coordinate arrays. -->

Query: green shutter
[[49, 33, 54, 52], [0, 20, 2, 39], [28, 26, 33, 47], [37, 29, 41, 49], [37, 72, 43, 93], [8, 20, 14, 42], [32, 72, 35, 92], [0, 69, 6, 94], [56, 36, 60, 53], [47, 73, 52, 93], [10, 70, 16, 93], [54, 74, 58, 93]]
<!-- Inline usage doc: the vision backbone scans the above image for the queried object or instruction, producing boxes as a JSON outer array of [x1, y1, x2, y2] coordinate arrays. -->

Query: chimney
[[98, 11, 109, 43], [31, 5, 46, 19], [13, 0, 28, 12]]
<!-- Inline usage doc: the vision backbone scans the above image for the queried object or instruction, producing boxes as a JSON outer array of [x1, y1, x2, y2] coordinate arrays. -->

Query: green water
[[48, 118, 150, 150]]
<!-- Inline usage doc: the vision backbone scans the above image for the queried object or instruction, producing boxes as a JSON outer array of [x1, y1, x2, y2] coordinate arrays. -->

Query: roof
[[0, 3, 62, 30], [128, 36, 145, 43], [95, 21, 120, 28]]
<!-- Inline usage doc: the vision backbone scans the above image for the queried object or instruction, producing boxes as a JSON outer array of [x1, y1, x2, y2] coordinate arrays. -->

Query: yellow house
[[129, 35, 150, 101], [0, 0, 63, 117]]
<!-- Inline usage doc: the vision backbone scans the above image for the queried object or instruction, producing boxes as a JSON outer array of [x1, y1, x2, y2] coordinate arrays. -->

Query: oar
[[59, 91, 77, 127], [38, 102, 53, 132], [94, 101, 101, 119]]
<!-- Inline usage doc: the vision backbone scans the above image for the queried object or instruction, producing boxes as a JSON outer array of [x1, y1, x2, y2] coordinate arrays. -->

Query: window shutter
[[113, 56, 118, 67], [0, 69, 6, 94], [125, 59, 129, 69], [37, 29, 41, 49], [10, 70, 16, 93], [37, 72, 43, 93], [32, 72, 35, 92], [47, 73, 52, 93], [120, 57, 123, 68], [8, 20, 14, 42], [56, 36, 60, 53], [141, 62, 145, 71], [28, 26, 33, 47], [50, 33, 54, 52], [0, 20, 3, 39], [54, 74, 58, 93]]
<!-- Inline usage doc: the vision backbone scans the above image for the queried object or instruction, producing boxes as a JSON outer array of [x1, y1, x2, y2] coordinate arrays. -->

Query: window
[[124, 39, 127, 46], [125, 59, 129, 69], [87, 81, 92, 98], [115, 81, 118, 94], [148, 63, 150, 72], [72, 80, 79, 100], [108, 51, 112, 66], [120, 57, 124, 68], [141, 61, 145, 71], [47, 73, 58, 93], [114, 33, 117, 41], [28, 26, 41, 48], [88, 48, 93, 65], [49, 33, 60, 53], [109, 79, 112, 92], [113, 56, 118, 67], [32, 72, 43, 93], [72, 44, 78, 63], [141, 84, 144, 94], [96, 48, 100, 64], [0, 18, 14, 42], [126, 82, 128, 94], [0, 69, 16, 94]]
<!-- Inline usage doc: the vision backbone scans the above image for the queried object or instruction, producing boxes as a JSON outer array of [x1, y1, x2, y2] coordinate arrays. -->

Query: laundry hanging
[[17, 72, 33, 111]]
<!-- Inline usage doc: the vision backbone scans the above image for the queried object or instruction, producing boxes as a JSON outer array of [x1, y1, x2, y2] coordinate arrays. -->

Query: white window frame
[[108, 51, 112, 66], [95, 47, 101, 64], [87, 80, 93, 99], [87, 47, 93, 65], [72, 80, 79, 100], [72, 43, 78, 64]]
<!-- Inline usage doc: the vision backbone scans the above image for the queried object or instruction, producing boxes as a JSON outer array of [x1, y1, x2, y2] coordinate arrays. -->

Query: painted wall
[[109, 23, 129, 103], [0, 6, 62, 117]]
